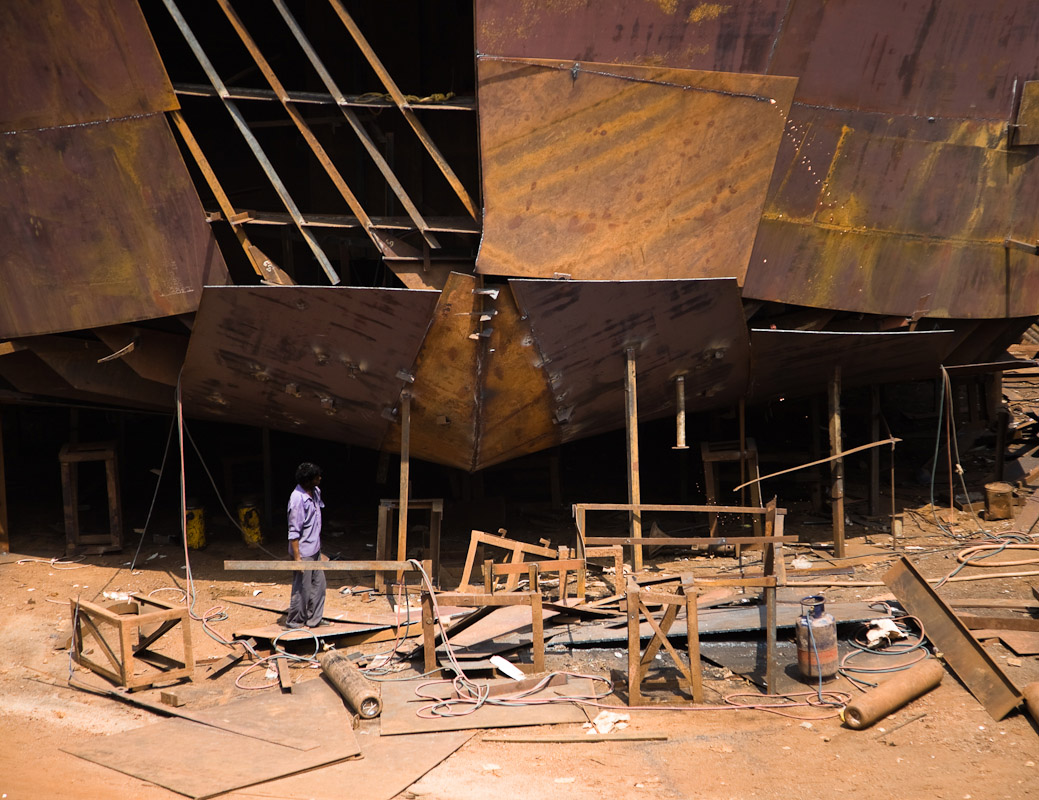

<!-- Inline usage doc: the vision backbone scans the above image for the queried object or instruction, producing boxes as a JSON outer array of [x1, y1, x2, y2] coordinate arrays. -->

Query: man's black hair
[[295, 462, 322, 486]]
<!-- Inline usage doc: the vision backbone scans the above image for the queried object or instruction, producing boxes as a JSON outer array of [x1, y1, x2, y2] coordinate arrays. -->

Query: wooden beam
[[397, 392, 411, 586], [870, 385, 881, 516], [224, 559, 419, 571], [625, 348, 643, 571], [829, 366, 845, 558]]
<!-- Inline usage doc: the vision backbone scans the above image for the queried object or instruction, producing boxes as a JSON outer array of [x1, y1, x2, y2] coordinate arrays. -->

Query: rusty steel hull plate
[[181, 286, 439, 450], [0, 114, 228, 338], [743, 107, 1039, 318], [748, 329, 959, 401], [476, 57, 796, 281], [884, 557, 1022, 721], [510, 279, 749, 443], [1, 0, 176, 133]]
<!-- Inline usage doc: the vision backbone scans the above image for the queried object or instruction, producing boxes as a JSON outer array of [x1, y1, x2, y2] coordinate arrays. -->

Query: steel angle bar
[[271, 0, 440, 250], [160, 0, 340, 285], [884, 557, 1022, 721], [326, 0, 478, 221], [168, 111, 291, 285], [215, 0, 393, 259]]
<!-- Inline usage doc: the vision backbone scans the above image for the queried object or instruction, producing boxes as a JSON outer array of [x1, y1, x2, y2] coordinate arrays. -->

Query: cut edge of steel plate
[[883, 557, 1022, 721]]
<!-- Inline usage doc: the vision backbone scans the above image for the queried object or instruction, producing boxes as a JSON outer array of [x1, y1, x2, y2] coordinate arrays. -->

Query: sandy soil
[[2, 507, 1039, 800]]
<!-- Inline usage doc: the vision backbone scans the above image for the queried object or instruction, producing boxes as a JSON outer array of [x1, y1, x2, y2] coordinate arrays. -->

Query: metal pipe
[[843, 659, 945, 730]]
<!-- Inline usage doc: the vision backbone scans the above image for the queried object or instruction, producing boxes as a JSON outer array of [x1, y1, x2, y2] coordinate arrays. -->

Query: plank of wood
[[958, 613, 1039, 633], [276, 656, 293, 692], [481, 732, 668, 743], [232, 621, 390, 641], [224, 559, 418, 571]]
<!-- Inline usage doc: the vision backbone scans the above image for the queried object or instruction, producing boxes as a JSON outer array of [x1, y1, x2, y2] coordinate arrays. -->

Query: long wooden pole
[[870, 385, 881, 516], [829, 366, 845, 558], [396, 393, 411, 586], [0, 406, 8, 554], [625, 349, 643, 571]]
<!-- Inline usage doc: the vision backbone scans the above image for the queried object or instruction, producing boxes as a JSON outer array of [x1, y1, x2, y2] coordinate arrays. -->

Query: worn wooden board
[[442, 605, 559, 657], [221, 595, 471, 627], [379, 676, 593, 735], [550, 602, 887, 646], [221, 729, 472, 800], [232, 621, 390, 642], [885, 557, 1023, 721], [65, 678, 360, 798], [974, 629, 1039, 656]]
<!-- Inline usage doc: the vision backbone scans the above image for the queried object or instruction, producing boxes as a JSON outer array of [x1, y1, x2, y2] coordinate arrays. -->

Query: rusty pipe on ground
[[843, 659, 945, 730], [318, 650, 382, 718]]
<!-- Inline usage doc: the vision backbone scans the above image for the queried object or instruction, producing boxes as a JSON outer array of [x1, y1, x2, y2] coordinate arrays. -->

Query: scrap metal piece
[[476, 57, 796, 281], [883, 557, 1022, 721], [180, 286, 439, 450]]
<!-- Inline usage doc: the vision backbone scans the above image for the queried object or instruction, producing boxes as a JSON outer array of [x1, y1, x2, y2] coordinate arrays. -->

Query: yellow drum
[[185, 505, 206, 550], [237, 502, 263, 547]]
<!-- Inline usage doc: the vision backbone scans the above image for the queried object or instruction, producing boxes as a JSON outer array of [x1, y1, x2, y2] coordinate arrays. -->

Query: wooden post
[[673, 376, 688, 450], [810, 396, 823, 513], [626, 579, 641, 704], [397, 393, 411, 587], [0, 407, 8, 554], [625, 348, 643, 571], [421, 591, 437, 674], [870, 385, 881, 516], [829, 367, 845, 558]]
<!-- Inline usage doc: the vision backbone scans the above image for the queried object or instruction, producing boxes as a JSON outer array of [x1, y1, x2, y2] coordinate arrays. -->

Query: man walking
[[286, 462, 326, 629]]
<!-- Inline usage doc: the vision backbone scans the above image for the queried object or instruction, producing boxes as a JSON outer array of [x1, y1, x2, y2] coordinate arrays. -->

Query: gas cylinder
[[795, 595, 838, 681]]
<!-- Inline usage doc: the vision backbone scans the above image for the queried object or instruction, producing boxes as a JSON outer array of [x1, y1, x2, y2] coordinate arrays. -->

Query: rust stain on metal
[[181, 286, 439, 450], [510, 279, 749, 443], [748, 329, 960, 402], [476, 57, 796, 281], [744, 108, 1039, 318], [0, 114, 228, 339], [381, 274, 481, 471], [0, 0, 177, 133]]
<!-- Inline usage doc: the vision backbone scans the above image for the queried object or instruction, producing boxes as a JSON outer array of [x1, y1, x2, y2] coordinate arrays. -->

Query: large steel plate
[[476, 57, 795, 282], [510, 278, 750, 443], [748, 328, 960, 401], [181, 286, 439, 450], [0, 114, 227, 338]]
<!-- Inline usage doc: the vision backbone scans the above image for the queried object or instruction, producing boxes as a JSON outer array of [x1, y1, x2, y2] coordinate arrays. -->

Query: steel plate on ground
[[884, 557, 1022, 721], [476, 57, 795, 281], [181, 285, 438, 450], [510, 279, 750, 442]]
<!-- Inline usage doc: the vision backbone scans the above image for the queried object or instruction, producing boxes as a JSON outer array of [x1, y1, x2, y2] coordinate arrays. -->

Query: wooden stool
[[59, 441, 122, 555], [701, 439, 763, 538], [626, 577, 702, 705], [375, 498, 443, 592], [70, 593, 194, 689]]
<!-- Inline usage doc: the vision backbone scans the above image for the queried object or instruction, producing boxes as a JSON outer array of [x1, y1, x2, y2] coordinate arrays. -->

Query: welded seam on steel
[[271, 0, 441, 250], [160, 0, 340, 285], [478, 56, 779, 104]]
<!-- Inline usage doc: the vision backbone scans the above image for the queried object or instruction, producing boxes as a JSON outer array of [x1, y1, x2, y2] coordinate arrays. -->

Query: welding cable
[[412, 671, 614, 720], [838, 613, 930, 690], [16, 556, 87, 570], [933, 540, 1039, 589], [129, 413, 177, 573]]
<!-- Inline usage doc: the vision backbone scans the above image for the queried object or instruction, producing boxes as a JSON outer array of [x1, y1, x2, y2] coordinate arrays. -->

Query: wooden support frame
[[625, 348, 643, 571], [456, 530, 557, 592], [585, 545, 625, 593], [488, 558, 586, 602], [421, 591, 545, 675], [701, 438, 763, 540], [626, 577, 702, 705], [374, 496, 442, 593], [70, 594, 194, 689], [59, 441, 123, 555]]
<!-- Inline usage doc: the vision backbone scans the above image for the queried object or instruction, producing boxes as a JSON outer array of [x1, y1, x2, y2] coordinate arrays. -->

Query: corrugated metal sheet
[[0, 114, 228, 339], [0, 0, 177, 133], [476, 57, 796, 282]]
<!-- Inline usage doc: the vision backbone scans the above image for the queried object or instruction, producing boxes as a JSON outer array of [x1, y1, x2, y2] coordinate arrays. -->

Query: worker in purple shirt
[[285, 462, 327, 629]]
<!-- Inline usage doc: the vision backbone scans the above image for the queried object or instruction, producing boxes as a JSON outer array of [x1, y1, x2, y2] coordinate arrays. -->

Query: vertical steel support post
[[829, 367, 845, 558], [625, 348, 643, 571], [396, 393, 411, 587]]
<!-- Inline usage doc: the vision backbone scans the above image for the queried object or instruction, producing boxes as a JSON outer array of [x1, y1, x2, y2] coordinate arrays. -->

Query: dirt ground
[[2, 500, 1039, 800]]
